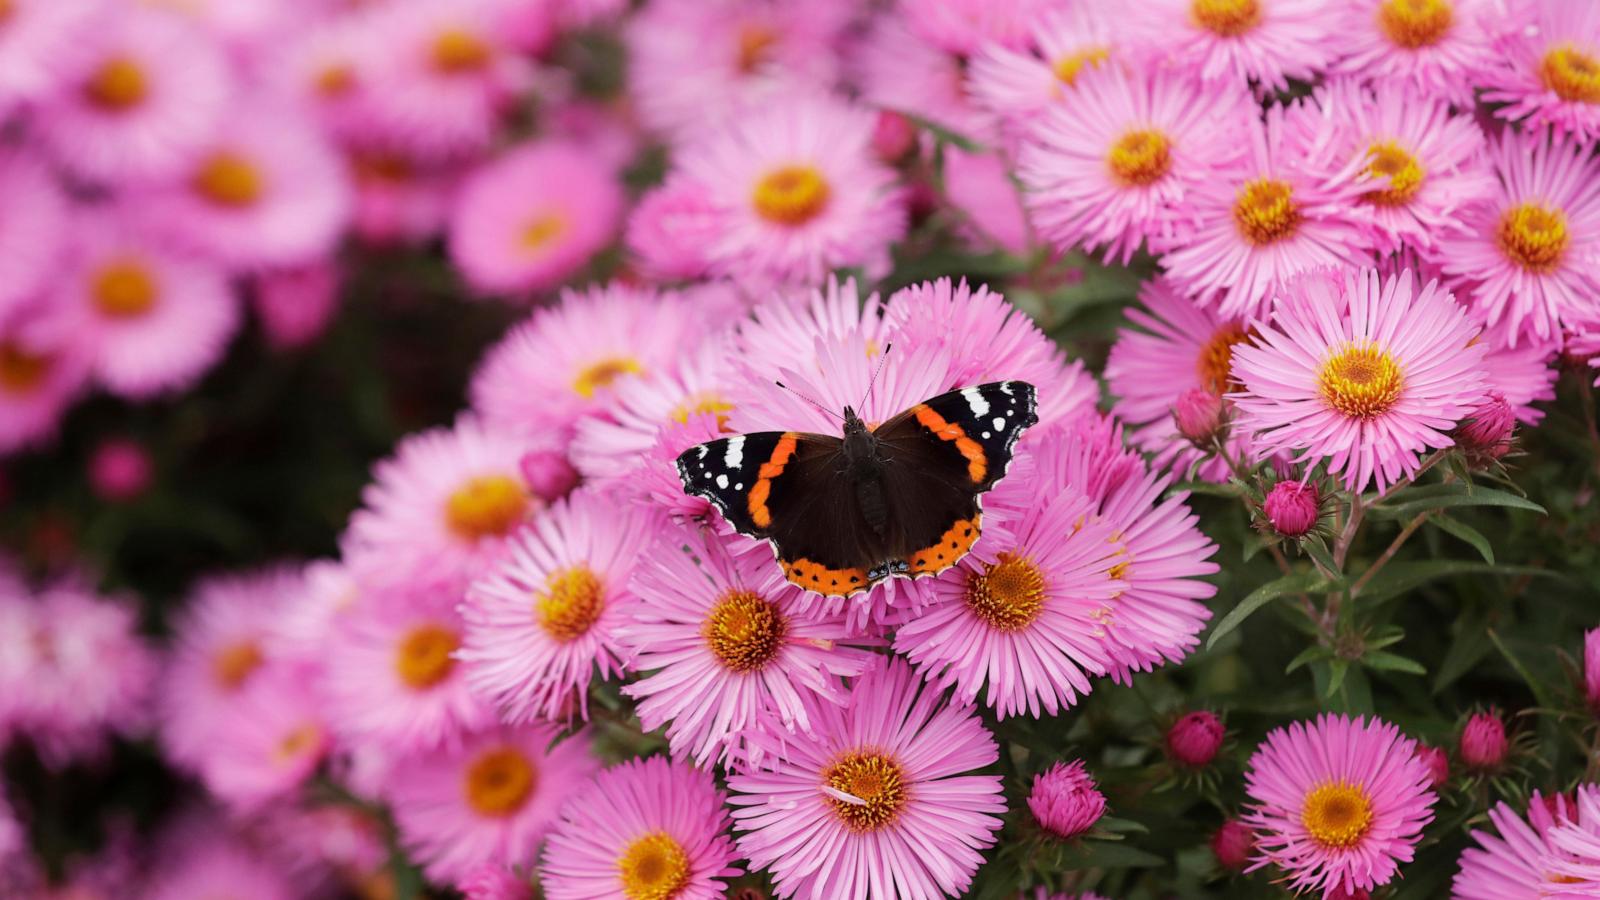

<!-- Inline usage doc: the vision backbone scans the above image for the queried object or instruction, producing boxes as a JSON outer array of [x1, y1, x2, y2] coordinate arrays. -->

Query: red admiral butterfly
[[677, 381, 1038, 597]]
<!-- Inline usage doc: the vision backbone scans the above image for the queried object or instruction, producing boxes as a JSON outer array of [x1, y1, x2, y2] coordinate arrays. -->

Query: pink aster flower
[[346, 150, 460, 248], [144, 101, 351, 270], [1029, 759, 1108, 839], [89, 436, 153, 501], [726, 657, 1006, 900], [1289, 78, 1493, 254], [468, 283, 694, 441], [33, 5, 232, 184], [323, 587, 496, 758], [854, 16, 996, 143], [1106, 277, 1258, 482], [341, 415, 536, 597], [0, 310, 89, 456], [0, 0, 102, 111], [447, 140, 624, 297], [966, 4, 1121, 134], [667, 90, 907, 288], [732, 277, 893, 382], [1327, 0, 1503, 106], [1122, 0, 1343, 91], [1479, 332, 1558, 425], [458, 486, 654, 722], [901, 0, 1054, 56], [1435, 128, 1600, 347], [1244, 713, 1437, 898], [387, 722, 598, 883], [620, 524, 878, 768], [51, 205, 240, 399], [1544, 785, 1600, 889], [195, 661, 329, 813], [143, 827, 298, 900], [1230, 268, 1489, 494], [1453, 789, 1581, 899], [625, 176, 720, 282], [1157, 106, 1370, 320], [1020, 66, 1255, 263], [458, 864, 532, 900], [1482, 0, 1600, 143], [0, 148, 68, 322], [541, 756, 741, 900]]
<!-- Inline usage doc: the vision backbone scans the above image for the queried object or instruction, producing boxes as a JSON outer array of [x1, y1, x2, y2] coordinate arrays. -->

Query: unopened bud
[[1263, 481, 1319, 538], [1173, 389, 1226, 446]]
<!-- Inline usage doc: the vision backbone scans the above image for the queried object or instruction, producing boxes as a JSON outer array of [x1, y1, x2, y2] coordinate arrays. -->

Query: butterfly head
[[841, 406, 867, 435]]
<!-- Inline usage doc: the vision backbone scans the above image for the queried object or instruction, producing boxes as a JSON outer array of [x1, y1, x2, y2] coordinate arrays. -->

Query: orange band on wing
[[748, 432, 799, 528], [908, 515, 981, 575], [912, 404, 987, 483], [781, 557, 869, 596]]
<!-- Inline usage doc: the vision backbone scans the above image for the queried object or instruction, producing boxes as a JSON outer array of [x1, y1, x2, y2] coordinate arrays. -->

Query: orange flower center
[[444, 474, 529, 541], [314, 63, 356, 98], [1541, 45, 1600, 104], [1233, 178, 1301, 245], [394, 623, 459, 689], [1318, 342, 1403, 419], [964, 552, 1046, 632], [521, 213, 567, 252], [703, 589, 786, 673], [275, 723, 324, 764], [1498, 202, 1570, 272], [537, 566, 605, 642], [432, 28, 490, 73], [1196, 322, 1252, 395], [1107, 129, 1172, 187], [1301, 781, 1374, 849], [1377, 0, 1453, 49], [752, 165, 830, 226], [84, 56, 148, 110], [823, 751, 907, 832], [736, 23, 777, 73], [212, 639, 264, 690], [91, 258, 159, 318], [1191, 0, 1261, 37], [194, 152, 265, 208], [463, 746, 536, 817], [1362, 140, 1425, 206], [0, 342, 51, 395], [616, 831, 691, 900]]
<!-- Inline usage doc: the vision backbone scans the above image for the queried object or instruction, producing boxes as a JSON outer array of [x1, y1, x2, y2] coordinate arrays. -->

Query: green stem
[[1348, 511, 1429, 598]]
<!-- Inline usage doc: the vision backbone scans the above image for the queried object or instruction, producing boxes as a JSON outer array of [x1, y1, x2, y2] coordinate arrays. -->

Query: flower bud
[[1459, 711, 1509, 772], [1172, 389, 1226, 446], [519, 448, 577, 504], [1027, 760, 1106, 839], [1263, 481, 1319, 538], [871, 110, 918, 164], [456, 863, 532, 900], [253, 262, 341, 350], [1455, 392, 1515, 462], [1210, 819, 1254, 871], [89, 438, 152, 502], [1165, 711, 1224, 768], [1586, 628, 1600, 715], [1416, 744, 1449, 788], [1326, 887, 1370, 900]]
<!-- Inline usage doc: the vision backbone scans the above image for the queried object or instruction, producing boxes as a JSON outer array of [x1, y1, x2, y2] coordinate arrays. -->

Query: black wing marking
[[676, 432, 821, 536]]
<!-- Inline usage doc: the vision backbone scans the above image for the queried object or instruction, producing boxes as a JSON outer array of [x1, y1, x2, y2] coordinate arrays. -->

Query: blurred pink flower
[[88, 437, 153, 502]]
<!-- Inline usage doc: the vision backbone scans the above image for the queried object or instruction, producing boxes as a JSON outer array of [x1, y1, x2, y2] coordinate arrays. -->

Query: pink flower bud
[[871, 110, 918, 164], [519, 448, 578, 504], [1165, 711, 1224, 768], [89, 438, 152, 502], [1455, 392, 1515, 461], [253, 262, 341, 350], [1172, 389, 1226, 446], [1326, 887, 1370, 900], [1416, 744, 1450, 788], [1586, 628, 1600, 715], [1210, 819, 1254, 871], [1263, 481, 1319, 538], [456, 863, 532, 900], [1027, 760, 1106, 840], [1460, 711, 1509, 772]]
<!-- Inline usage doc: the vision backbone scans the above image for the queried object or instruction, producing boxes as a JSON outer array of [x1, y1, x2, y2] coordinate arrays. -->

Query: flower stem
[[1348, 511, 1429, 598]]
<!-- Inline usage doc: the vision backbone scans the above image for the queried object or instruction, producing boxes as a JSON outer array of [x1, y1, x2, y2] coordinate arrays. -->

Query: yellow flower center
[[212, 639, 264, 691], [521, 213, 567, 252], [314, 63, 356, 97], [83, 56, 148, 110], [432, 28, 490, 73], [573, 356, 643, 398], [1233, 178, 1301, 245], [537, 566, 605, 642], [0, 342, 51, 395], [1196, 322, 1252, 395], [275, 723, 323, 763], [1362, 140, 1426, 206], [736, 23, 777, 74], [1301, 781, 1374, 849], [444, 474, 529, 541], [1191, 0, 1261, 37], [1497, 202, 1570, 272], [1107, 129, 1173, 187], [394, 623, 459, 689], [669, 392, 735, 430], [1541, 45, 1600, 104], [91, 259, 159, 319], [752, 165, 831, 226], [193, 152, 264, 208], [0, 0, 11, 22], [823, 751, 907, 832], [703, 589, 786, 673], [463, 746, 537, 817], [964, 552, 1046, 632], [616, 831, 691, 900], [1053, 47, 1110, 85], [1377, 0, 1453, 49], [1318, 342, 1404, 419]]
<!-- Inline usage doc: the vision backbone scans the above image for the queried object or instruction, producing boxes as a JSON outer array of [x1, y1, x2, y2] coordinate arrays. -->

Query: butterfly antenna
[[774, 380, 844, 422], [861, 342, 892, 412]]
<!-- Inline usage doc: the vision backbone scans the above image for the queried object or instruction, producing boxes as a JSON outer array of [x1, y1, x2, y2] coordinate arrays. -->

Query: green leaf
[[1361, 650, 1426, 676], [1325, 659, 1350, 697], [1370, 482, 1546, 520], [1303, 535, 1341, 577], [1433, 611, 1491, 694], [1357, 561, 1559, 603], [1285, 645, 1328, 674], [1205, 571, 1330, 649], [1488, 628, 1555, 708], [1171, 480, 1246, 499], [1050, 840, 1166, 870], [1428, 515, 1494, 564]]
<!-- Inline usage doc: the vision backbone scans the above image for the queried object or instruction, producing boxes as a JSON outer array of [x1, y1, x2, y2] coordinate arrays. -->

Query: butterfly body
[[676, 381, 1038, 597]]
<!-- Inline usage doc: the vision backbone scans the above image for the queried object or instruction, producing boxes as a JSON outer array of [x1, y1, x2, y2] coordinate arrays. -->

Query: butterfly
[[676, 381, 1038, 597]]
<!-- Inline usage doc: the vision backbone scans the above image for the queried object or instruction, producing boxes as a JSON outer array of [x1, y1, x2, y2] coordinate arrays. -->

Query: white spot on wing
[[696, 445, 708, 459], [992, 416, 1005, 431], [999, 382, 1014, 395], [716, 474, 729, 489], [724, 436, 745, 469], [982, 431, 991, 439], [961, 387, 990, 416]]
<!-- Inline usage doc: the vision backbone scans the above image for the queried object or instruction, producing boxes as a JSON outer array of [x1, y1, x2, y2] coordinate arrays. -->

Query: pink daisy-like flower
[[458, 486, 654, 722], [854, 16, 996, 143], [1479, 333, 1558, 425], [620, 524, 878, 768], [1157, 106, 1370, 320], [1452, 789, 1579, 899], [668, 90, 907, 288], [540, 756, 742, 900], [144, 101, 351, 269], [1121, 0, 1343, 92], [0, 0, 102, 111], [143, 827, 298, 900], [387, 722, 598, 883], [341, 415, 536, 596], [468, 283, 694, 441], [727, 657, 1006, 900], [1230, 268, 1489, 494], [733, 277, 893, 381], [966, 4, 1121, 135], [625, 175, 720, 282], [458, 863, 533, 900], [1435, 128, 1600, 347], [1020, 66, 1254, 263], [1328, 0, 1502, 106], [1106, 277, 1257, 482], [33, 5, 231, 184], [893, 442, 1119, 718], [0, 310, 89, 457], [1244, 713, 1437, 898], [194, 661, 329, 813], [900, 0, 1053, 56], [1544, 785, 1600, 889], [0, 149, 68, 322], [1290, 78, 1493, 254], [51, 205, 240, 399], [448, 140, 624, 297], [346, 149, 460, 249], [323, 587, 496, 757], [1481, 0, 1600, 143]]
